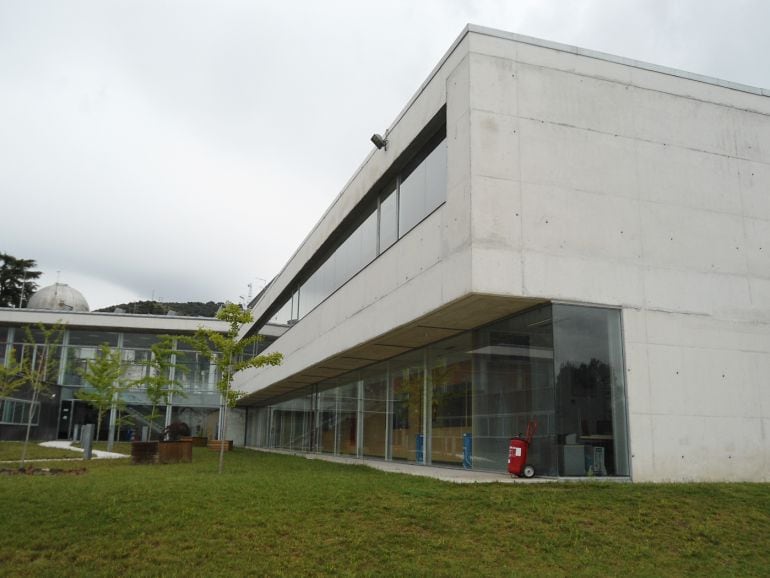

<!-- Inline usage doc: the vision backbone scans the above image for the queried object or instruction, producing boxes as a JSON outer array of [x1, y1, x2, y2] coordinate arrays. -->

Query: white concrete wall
[[226, 409, 247, 447], [466, 32, 770, 481]]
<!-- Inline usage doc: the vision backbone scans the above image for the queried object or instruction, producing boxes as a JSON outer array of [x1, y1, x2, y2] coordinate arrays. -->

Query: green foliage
[[11, 322, 65, 467], [186, 302, 282, 408], [95, 300, 224, 317], [183, 302, 282, 472], [130, 335, 187, 439], [1, 449, 769, 576], [0, 348, 26, 398], [0, 252, 41, 308], [75, 344, 127, 441], [17, 323, 65, 395]]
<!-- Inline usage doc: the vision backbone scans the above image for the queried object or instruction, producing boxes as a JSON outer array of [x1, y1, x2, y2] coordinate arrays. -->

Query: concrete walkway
[[249, 447, 555, 484], [39, 440, 127, 459]]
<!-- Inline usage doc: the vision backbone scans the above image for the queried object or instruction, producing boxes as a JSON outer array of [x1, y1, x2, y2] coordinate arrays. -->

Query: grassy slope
[[0, 447, 768, 577]]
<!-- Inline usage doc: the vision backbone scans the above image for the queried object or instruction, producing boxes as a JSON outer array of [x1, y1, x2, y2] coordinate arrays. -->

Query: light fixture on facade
[[370, 133, 388, 150]]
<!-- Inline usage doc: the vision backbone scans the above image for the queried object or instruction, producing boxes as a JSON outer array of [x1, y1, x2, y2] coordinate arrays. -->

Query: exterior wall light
[[370, 133, 388, 150]]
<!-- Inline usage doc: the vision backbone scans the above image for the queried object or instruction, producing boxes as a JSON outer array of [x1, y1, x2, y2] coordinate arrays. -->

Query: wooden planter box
[[207, 440, 234, 452], [181, 436, 209, 447], [131, 441, 159, 465], [158, 440, 193, 464]]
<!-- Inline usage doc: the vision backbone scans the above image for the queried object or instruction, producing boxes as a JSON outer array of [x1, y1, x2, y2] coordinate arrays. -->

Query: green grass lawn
[[0, 441, 83, 462], [1, 445, 768, 577]]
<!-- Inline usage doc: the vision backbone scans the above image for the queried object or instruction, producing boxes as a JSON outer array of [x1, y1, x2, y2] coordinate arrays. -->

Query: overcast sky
[[2, 0, 768, 310]]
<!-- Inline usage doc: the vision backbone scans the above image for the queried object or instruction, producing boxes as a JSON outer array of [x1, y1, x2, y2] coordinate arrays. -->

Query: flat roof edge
[[467, 24, 770, 98]]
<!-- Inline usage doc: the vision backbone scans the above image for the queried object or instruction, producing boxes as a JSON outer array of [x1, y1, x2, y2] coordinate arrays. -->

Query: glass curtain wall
[[260, 304, 629, 477], [269, 394, 314, 451], [362, 366, 388, 459], [473, 306, 556, 474], [63, 330, 119, 385], [390, 351, 425, 463], [429, 333, 472, 467], [552, 305, 629, 476]]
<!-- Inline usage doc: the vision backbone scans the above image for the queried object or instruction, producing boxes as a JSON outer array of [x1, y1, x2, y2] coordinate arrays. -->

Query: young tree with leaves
[[76, 343, 126, 446], [17, 323, 65, 467], [0, 253, 41, 308], [131, 335, 186, 440], [0, 348, 26, 398], [185, 302, 282, 474]]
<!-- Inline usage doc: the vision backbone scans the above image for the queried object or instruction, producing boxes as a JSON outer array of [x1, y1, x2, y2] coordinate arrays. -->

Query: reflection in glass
[[390, 352, 424, 462], [473, 305, 555, 474], [68, 330, 118, 347], [270, 395, 313, 451], [552, 305, 629, 476], [429, 333, 472, 466], [336, 381, 359, 456], [362, 365, 388, 458], [257, 304, 629, 477], [398, 137, 447, 237], [318, 386, 338, 454], [378, 184, 398, 253]]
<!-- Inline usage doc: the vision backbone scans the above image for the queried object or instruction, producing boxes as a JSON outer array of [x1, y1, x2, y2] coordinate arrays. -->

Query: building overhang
[[238, 293, 544, 406], [0, 307, 286, 338]]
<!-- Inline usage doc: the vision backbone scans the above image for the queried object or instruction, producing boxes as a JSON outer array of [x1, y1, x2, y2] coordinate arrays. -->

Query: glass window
[[472, 305, 555, 475], [0, 398, 40, 425], [0, 327, 7, 366], [68, 330, 119, 347], [429, 333, 472, 466], [362, 364, 388, 459], [424, 139, 448, 215], [552, 305, 629, 476], [398, 158, 428, 235], [270, 395, 314, 451], [270, 297, 293, 325], [174, 351, 212, 392], [336, 380, 359, 456], [121, 333, 161, 349], [390, 351, 425, 463], [318, 383, 339, 454], [398, 136, 447, 238], [378, 183, 398, 253]]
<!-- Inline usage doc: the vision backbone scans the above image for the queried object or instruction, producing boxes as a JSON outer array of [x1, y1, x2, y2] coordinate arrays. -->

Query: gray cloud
[[1, 0, 768, 309]]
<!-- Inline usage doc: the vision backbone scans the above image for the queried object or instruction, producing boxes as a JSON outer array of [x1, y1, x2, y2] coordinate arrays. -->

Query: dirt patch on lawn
[[0, 467, 87, 476]]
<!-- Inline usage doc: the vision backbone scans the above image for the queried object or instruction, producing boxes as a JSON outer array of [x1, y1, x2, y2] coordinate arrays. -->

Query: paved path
[[39, 440, 127, 459], [249, 448, 555, 484]]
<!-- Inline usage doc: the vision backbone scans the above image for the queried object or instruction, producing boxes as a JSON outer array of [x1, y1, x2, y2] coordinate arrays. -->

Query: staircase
[[124, 406, 165, 437]]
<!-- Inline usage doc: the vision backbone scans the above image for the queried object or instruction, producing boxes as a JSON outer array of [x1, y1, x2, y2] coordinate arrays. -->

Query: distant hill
[[96, 300, 224, 317]]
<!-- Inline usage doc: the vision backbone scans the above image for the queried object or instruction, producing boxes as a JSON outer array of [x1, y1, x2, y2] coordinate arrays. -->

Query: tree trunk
[[19, 387, 39, 468], [218, 403, 228, 475], [96, 409, 103, 442]]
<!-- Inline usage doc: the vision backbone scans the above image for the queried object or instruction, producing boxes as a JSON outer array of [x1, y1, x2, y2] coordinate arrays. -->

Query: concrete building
[[0, 288, 284, 443], [234, 26, 770, 482]]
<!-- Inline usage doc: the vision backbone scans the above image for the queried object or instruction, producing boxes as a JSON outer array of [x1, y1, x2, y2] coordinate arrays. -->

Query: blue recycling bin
[[463, 433, 472, 469], [416, 433, 424, 464]]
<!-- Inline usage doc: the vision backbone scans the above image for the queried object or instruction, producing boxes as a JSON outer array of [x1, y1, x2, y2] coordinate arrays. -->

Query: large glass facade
[[255, 303, 630, 477], [474, 306, 556, 473], [429, 333, 472, 467], [552, 304, 629, 476]]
